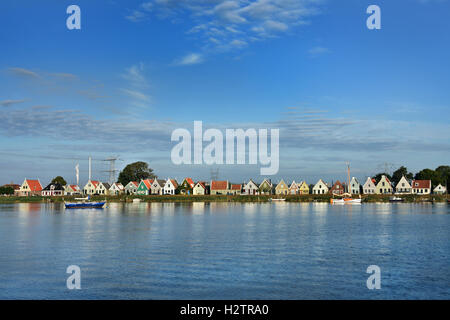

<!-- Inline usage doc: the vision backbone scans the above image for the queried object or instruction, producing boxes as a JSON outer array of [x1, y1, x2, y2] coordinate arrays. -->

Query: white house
[[363, 177, 376, 194], [124, 181, 138, 195], [193, 182, 208, 195], [109, 182, 124, 195], [433, 184, 447, 195], [312, 179, 328, 194], [349, 177, 360, 194], [242, 179, 259, 195], [412, 180, 431, 195], [42, 183, 64, 197], [162, 179, 178, 195], [395, 176, 412, 194], [83, 180, 99, 195], [375, 175, 393, 194], [96, 182, 110, 195], [64, 184, 81, 196], [151, 179, 166, 195]]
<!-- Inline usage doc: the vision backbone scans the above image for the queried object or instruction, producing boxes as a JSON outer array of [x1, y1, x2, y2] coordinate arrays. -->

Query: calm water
[[0, 202, 449, 299]]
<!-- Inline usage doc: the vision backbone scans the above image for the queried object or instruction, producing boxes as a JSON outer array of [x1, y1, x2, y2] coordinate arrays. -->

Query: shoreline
[[0, 194, 448, 204]]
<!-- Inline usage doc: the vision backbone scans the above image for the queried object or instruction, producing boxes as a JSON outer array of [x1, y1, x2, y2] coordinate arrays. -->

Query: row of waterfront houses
[[7, 175, 448, 197]]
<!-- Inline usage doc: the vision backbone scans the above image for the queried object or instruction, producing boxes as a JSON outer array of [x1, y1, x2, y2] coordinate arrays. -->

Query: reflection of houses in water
[[18, 202, 41, 213], [192, 202, 205, 214]]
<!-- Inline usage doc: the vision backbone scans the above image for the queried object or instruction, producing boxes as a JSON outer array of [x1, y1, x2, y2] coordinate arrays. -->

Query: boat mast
[[347, 162, 351, 193]]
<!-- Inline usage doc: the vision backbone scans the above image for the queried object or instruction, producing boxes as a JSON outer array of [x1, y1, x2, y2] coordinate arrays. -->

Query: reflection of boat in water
[[65, 196, 106, 209], [330, 163, 362, 204], [389, 196, 404, 202]]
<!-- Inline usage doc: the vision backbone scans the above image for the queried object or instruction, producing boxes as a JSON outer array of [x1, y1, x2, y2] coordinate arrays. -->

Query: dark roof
[[42, 183, 65, 191]]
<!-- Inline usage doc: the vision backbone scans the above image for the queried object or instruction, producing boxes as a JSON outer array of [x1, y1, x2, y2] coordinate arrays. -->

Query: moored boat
[[64, 196, 106, 209]]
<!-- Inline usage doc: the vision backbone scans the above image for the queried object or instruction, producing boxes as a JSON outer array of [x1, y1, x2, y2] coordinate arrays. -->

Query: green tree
[[373, 173, 392, 184], [51, 176, 67, 185], [118, 161, 156, 186], [414, 168, 442, 188], [0, 186, 14, 195], [435, 165, 450, 190], [392, 166, 413, 185]]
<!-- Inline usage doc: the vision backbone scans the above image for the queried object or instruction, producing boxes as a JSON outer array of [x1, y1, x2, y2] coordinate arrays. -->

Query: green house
[[136, 179, 152, 195]]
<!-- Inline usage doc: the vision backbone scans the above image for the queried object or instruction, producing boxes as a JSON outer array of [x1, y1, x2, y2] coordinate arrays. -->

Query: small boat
[[269, 198, 286, 202], [330, 163, 362, 204], [330, 194, 362, 204], [389, 196, 404, 202], [132, 198, 141, 203], [65, 196, 106, 209]]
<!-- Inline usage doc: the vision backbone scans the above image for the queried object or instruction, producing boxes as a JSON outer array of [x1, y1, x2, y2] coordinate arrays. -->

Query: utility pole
[[102, 156, 123, 185]]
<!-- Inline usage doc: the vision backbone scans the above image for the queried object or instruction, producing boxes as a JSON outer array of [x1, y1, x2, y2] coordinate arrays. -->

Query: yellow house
[[275, 179, 289, 195], [299, 181, 309, 195]]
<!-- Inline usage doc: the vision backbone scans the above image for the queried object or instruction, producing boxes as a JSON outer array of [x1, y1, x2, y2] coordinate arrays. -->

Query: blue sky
[[1, 0, 449, 185]]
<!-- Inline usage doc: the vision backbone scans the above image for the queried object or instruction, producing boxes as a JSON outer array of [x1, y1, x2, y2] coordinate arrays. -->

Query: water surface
[[0, 202, 449, 299]]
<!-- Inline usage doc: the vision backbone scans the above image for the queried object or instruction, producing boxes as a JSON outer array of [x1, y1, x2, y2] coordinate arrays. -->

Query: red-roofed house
[[83, 180, 99, 195], [162, 178, 178, 195], [210, 180, 230, 195], [179, 178, 195, 194], [18, 179, 43, 196], [230, 183, 242, 195], [329, 180, 345, 195], [124, 181, 139, 195], [375, 175, 393, 194], [64, 185, 81, 196], [412, 180, 431, 195], [136, 179, 154, 195]]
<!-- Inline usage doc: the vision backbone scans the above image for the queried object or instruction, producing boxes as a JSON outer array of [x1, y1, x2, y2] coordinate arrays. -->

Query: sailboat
[[330, 163, 362, 204]]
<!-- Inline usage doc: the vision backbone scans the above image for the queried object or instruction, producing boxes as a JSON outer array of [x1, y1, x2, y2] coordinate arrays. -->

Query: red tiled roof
[[412, 180, 431, 189], [170, 179, 178, 188], [231, 184, 241, 190], [142, 179, 153, 189], [26, 179, 42, 192], [91, 180, 99, 188], [211, 180, 228, 190], [196, 182, 206, 190], [185, 178, 195, 187], [70, 185, 80, 191]]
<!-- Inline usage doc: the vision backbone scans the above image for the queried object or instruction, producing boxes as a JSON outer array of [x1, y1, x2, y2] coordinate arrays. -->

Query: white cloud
[[127, 0, 323, 57], [173, 53, 204, 65]]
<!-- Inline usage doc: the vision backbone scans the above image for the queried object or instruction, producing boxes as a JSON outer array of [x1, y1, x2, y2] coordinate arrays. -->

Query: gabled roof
[[67, 185, 80, 191], [43, 183, 64, 191], [90, 180, 99, 188], [245, 179, 259, 188], [231, 184, 242, 190], [126, 181, 139, 187], [211, 180, 228, 190], [184, 178, 195, 187], [140, 179, 153, 189], [170, 179, 178, 188], [154, 179, 166, 187], [195, 181, 207, 190], [25, 179, 42, 191], [412, 180, 431, 189], [101, 182, 111, 189], [276, 179, 288, 189]]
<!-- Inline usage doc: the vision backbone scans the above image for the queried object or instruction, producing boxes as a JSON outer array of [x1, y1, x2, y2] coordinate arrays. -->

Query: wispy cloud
[[173, 53, 204, 65], [120, 63, 151, 108], [8, 67, 40, 79], [0, 99, 26, 107]]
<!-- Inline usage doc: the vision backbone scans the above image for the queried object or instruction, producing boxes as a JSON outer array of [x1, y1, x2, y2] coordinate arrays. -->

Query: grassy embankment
[[0, 194, 448, 203]]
